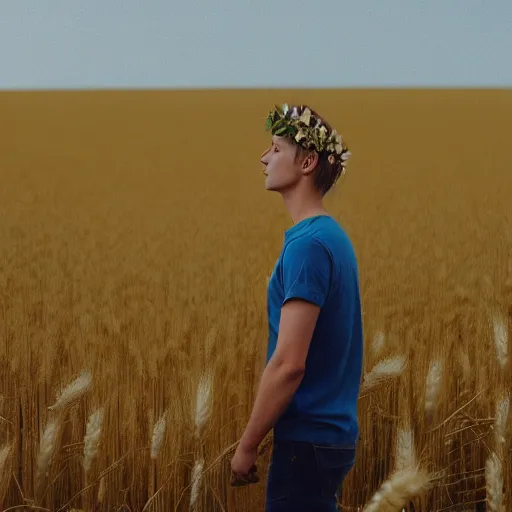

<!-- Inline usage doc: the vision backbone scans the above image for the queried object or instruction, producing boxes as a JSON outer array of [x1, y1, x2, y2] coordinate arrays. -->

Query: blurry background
[[1, 3, 511, 512], [1, 1, 512, 90]]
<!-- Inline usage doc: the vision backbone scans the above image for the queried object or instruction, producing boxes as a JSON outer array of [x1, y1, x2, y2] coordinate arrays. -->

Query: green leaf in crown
[[264, 103, 352, 173]]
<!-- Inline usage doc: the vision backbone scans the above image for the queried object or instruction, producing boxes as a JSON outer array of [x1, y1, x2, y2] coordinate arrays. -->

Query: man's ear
[[301, 151, 319, 176]]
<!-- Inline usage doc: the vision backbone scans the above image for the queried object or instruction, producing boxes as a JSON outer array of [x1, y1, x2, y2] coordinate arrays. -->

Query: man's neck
[[281, 187, 328, 225]]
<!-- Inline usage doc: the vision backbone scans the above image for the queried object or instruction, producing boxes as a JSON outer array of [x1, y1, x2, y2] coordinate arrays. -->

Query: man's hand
[[230, 444, 260, 487]]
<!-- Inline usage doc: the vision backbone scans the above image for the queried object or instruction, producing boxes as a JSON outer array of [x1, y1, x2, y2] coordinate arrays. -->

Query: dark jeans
[[265, 440, 356, 512]]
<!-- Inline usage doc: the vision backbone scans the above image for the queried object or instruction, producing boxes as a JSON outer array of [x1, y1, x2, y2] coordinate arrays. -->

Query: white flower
[[291, 107, 299, 119], [299, 108, 312, 126], [282, 103, 289, 115], [341, 151, 351, 161], [295, 129, 307, 143]]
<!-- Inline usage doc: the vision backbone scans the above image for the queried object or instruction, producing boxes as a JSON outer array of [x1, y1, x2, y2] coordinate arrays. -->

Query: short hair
[[291, 106, 346, 196]]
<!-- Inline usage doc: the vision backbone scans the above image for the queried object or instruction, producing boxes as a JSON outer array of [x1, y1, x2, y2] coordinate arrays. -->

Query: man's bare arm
[[238, 298, 320, 452]]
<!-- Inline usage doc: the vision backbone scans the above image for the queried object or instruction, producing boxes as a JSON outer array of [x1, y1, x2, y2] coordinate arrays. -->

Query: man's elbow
[[285, 365, 305, 381], [271, 357, 305, 381]]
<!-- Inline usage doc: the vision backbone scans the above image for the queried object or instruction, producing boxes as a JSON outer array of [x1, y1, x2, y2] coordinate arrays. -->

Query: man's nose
[[260, 148, 270, 164]]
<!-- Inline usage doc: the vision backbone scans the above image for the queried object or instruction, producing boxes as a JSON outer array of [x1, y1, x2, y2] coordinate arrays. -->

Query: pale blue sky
[[1, 1, 511, 89]]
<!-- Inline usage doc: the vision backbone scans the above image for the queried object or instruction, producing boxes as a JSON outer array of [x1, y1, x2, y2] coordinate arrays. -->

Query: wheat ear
[[195, 372, 213, 438], [362, 467, 432, 512], [425, 358, 443, 414], [36, 412, 63, 489], [492, 315, 508, 369], [371, 330, 385, 357], [83, 407, 105, 472], [189, 457, 204, 511], [0, 442, 12, 474], [494, 392, 510, 446], [395, 427, 416, 472], [0, 442, 14, 504], [485, 452, 505, 512], [97, 475, 106, 504], [48, 370, 92, 411], [151, 409, 168, 460], [458, 349, 472, 385], [360, 356, 406, 394]]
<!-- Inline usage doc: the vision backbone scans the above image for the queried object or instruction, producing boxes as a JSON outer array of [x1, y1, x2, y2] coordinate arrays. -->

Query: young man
[[230, 104, 363, 512]]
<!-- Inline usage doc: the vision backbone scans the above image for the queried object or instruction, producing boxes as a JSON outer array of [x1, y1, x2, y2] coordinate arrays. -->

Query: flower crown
[[265, 104, 351, 169]]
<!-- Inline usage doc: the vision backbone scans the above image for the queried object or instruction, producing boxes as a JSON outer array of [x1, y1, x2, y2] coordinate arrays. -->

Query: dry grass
[[0, 88, 511, 511]]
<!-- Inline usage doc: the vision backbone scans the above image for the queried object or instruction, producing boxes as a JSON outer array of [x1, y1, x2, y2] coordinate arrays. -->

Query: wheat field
[[0, 89, 511, 511]]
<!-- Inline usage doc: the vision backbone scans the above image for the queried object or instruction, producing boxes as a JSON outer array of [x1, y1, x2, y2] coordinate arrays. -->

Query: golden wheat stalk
[[48, 370, 92, 411], [83, 407, 105, 472], [485, 452, 505, 512], [360, 356, 406, 394], [362, 467, 432, 512], [150, 409, 168, 460]]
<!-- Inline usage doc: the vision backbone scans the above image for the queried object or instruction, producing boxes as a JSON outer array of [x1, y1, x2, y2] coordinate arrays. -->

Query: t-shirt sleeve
[[282, 237, 333, 308]]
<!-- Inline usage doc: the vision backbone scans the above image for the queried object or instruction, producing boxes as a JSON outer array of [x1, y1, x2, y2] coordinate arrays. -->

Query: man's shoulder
[[309, 218, 358, 268], [281, 216, 354, 263], [311, 218, 352, 249], [283, 231, 332, 261]]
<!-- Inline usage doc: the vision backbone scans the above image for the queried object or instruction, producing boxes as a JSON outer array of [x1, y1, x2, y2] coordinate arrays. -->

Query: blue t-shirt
[[267, 214, 363, 447]]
